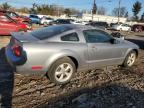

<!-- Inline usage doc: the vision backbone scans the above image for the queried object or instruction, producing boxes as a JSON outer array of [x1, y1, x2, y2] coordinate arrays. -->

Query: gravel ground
[[0, 31, 144, 108]]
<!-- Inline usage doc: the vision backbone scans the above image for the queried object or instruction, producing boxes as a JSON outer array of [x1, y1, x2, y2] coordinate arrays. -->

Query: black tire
[[47, 57, 76, 84], [43, 22, 48, 26], [122, 50, 136, 67], [128, 28, 131, 32]]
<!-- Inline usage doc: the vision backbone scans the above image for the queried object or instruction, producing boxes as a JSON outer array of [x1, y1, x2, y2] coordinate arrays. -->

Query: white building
[[82, 14, 127, 24]]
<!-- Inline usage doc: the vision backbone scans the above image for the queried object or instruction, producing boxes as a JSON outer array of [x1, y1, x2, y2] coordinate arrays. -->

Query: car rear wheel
[[48, 57, 76, 84], [122, 51, 136, 67]]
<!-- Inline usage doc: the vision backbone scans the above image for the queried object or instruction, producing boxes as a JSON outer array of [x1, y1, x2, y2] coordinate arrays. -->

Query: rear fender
[[44, 49, 80, 74]]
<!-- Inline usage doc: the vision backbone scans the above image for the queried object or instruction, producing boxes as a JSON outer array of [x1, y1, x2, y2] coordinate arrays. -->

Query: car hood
[[117, 38, 139, 49]]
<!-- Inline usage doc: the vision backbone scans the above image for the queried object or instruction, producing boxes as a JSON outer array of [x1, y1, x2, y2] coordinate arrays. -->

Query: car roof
[[59, 24, 102, 31], [29, 14, 38, 16], [0, 12, 17, 22]]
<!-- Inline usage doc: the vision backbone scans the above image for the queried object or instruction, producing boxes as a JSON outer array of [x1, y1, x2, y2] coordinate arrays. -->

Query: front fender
[[124, 48, 139, 59]]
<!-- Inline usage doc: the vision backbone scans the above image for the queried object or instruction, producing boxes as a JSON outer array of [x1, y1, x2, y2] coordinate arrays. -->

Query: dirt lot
[[0, 31, 144, 108]]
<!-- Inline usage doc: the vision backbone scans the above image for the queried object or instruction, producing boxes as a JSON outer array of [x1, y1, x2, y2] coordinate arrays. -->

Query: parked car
[[131, 24, 144, 32], [72, 21, 88, 25], [40, 17, 54, 26], [112, 24, 131, 31], [0, 10, 32, 29], [86, 21, 109, 29], [0, 13, 28, 35], [52, 19, 71, 25], [6, 24, 139, 84], [29, 14, 40, 24], [110, 23, 117, 27], [71, 21, 83, 25], [66, 19, 75, 23]]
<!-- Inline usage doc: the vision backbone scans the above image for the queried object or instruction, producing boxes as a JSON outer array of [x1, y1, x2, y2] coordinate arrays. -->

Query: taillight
[[12, 45, 22, 57]]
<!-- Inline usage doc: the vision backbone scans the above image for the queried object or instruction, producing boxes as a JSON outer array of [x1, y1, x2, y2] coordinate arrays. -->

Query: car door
[[0, 15, 16, 35], [30, 15, 39, 23], [121, 24, 130, 31], [83, 29, 125, 69]]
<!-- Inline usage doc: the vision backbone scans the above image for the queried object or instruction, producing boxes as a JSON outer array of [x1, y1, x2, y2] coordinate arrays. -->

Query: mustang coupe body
[[6, 24, 139, 84]]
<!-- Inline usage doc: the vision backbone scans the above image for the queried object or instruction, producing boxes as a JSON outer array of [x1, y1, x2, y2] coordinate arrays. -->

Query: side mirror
[[110, 38, 117, 44], [111, 32, 124, 38]]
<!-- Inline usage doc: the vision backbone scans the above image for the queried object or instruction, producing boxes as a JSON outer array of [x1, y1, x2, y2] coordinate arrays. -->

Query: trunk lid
[[10, 32, 39, 43]]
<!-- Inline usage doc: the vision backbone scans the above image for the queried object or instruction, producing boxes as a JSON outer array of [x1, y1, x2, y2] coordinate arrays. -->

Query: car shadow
[[39, 83, 144, 108], [0, 47, 14, 108], [126, 39, 144, 49]]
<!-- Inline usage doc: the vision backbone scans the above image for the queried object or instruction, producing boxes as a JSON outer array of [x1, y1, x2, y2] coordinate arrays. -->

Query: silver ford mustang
[[6, 24, 139, 84]]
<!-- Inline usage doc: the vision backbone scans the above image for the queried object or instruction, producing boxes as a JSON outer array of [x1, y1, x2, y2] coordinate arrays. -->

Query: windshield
[[31, 25, 73, 40], [7, 12, 19, 18]]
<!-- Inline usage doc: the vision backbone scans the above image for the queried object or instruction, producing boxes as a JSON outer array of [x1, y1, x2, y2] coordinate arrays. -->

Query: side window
[[8, 12, 17, 17], [61, 33, 79, 42], [122, 24, 126, 26], [122, 24, 129, 27], [83, 30, 112, 43], [30, 15, 38, 18]]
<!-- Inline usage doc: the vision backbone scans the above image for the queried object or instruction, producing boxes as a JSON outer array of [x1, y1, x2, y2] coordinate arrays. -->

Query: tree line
[[92, 0, 143, 22], [0, 2, 79, 17], [0, 1, 143, 22]]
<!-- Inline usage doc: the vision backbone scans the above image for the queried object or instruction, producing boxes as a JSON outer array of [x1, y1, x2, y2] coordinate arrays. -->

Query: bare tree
[[17, 7, 29, 13], [97, 6, 106, 15], [140, 12, 144, 21], [112, 7, 127, 17], [124, 11, 128, 18], [0, 2, 11, 10], [64, 8, 71, 17]]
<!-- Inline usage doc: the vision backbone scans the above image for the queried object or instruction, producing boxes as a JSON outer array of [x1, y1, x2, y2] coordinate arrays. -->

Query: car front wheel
[[48, 57, 76, 84], [43, 22, 48, 26], [123, 51, 136, 67]]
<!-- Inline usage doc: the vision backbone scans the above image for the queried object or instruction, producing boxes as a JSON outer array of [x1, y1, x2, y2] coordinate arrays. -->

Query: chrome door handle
[[91, 46, 96, 48]]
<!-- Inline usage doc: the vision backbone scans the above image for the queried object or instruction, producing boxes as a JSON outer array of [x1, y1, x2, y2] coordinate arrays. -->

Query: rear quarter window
[[61, 33, 79, 42]]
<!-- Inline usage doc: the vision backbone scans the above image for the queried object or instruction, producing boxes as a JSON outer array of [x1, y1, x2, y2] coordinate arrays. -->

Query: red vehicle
[[132, 24, 144, 32], [0, 13, 28, 35], [0, 10, 32, 29]]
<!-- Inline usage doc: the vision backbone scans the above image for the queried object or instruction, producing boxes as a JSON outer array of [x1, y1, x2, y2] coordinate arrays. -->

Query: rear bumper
[[6, 46, 46, 75], [5, 48, 46, 76], [6, 55, 45, 75], [15, 65, 45, 75], [5, 45, 27, 66]]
